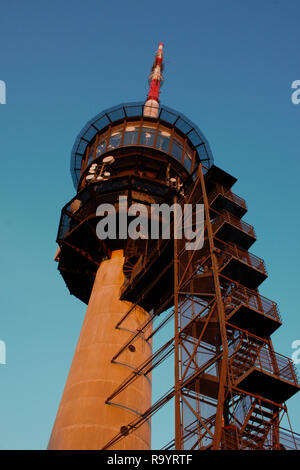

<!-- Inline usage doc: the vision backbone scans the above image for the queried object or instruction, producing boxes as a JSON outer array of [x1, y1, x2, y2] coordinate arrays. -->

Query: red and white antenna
[[144, 42, 164, 118]]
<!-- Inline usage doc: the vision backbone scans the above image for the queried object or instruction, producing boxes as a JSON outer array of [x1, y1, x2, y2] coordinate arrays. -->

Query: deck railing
[[213, 211, 256, 239], [275, 427, 300, 450], [216, 240, 267, 277], [224, 284, 281, 322], [208, 184, 247, 211], [231, 339, 299, 386], [254, 347, 299, 384]]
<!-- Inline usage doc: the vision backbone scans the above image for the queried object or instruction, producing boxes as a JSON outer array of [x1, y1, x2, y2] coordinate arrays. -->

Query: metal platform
[[208, 184, 247, 218], [204, 165, 237, 191], [227, 304, 281, 338], [231, 346, 300, 403], [217, 245, 268, 289], [224, 285, 282, 338], [213, 211, 256, 250], [234, 367, 300, 403]]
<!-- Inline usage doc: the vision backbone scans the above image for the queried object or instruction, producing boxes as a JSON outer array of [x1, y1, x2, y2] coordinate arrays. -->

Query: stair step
[[239, 346, 261, 355], [241, 438, 261, 449], [236, 349, 258, 358], [245, 424, 266, 434], [235, 346, 258, 354], [232, 358, 256, 366], [240, 342, 259, 349], [231, 365, 245, 373], [231, 359, 255, 369], [242, 437, 264, 448], [243, 431, 265, 443], [233, 351, 257, 359], [249, 415, 269, 426], [253, 407, 274, 419]]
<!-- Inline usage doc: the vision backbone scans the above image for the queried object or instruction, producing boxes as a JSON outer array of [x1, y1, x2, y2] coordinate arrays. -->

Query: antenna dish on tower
[[103, 156, 115, 165]]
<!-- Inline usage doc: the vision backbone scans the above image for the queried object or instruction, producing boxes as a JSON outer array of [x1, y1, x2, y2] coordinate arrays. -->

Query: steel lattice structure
[[98, 164, 300, 450]]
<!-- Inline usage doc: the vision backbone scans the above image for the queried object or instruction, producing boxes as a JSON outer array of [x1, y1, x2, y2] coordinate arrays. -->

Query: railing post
[[290, 358, 297, 384], [256, 292, 264, 314], [268, 342, 280, 376]]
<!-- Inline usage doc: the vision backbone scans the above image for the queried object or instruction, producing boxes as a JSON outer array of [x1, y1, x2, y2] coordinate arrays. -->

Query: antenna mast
[[144, 42, 164, 118]]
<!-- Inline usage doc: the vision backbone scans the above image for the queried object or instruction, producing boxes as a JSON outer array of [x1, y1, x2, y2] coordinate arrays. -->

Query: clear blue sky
[[0, 0, 299, 449]]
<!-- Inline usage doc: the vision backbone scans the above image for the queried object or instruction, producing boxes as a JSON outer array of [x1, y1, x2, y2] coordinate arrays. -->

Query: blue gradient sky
[[0, 0, 299, 449]]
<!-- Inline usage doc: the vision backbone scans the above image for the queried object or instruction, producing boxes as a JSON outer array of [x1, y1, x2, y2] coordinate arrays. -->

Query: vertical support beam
[[105, 125, 112, 152], [120, 120, 126, 146], [137, 118, 143, 144], [93, 134, 99, 161], [191, 150, 196, 174], [83, 145, 89, 171], [198, 164, 229, 450], [169, 127, 175, 154], [174, 194, 182, 449], [272, 414, 280, 449], [182, 138, 187, 165], [153, 120, 160, 148]]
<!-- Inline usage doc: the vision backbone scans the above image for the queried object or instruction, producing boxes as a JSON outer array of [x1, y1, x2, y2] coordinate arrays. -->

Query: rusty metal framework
[[100, 163, 300, 450]]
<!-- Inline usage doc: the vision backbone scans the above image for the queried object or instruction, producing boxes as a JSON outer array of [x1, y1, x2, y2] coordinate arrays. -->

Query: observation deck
[[57, 101, 214, 303], [70, 102, 214, 188]]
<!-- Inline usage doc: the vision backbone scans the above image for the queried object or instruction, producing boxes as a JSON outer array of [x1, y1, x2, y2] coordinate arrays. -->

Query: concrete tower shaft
[[48, 250, 152, 450]]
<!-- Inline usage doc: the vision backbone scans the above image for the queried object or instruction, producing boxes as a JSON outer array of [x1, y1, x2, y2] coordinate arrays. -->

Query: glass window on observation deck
[[87, 143, 95, 164], [140, 126, 156, 147], [123, 125, 139, 145], [171, 138, 183, 162], [96, 134, 108, 157], [108, 128, 122, 150], [184, 146, 193, 172], [157, 130, 171, 153]]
